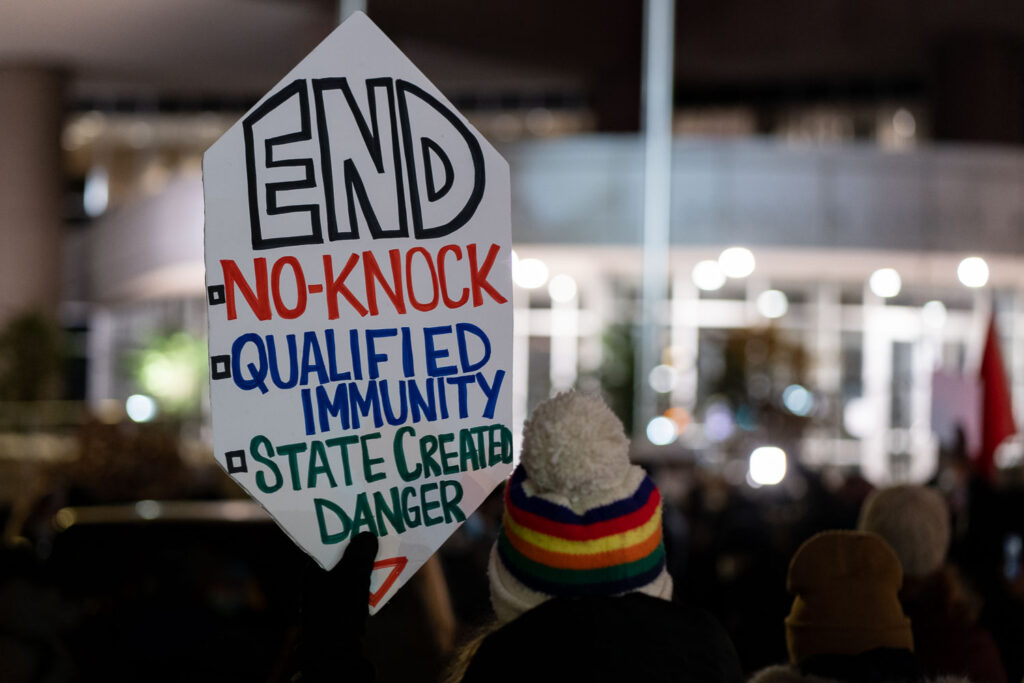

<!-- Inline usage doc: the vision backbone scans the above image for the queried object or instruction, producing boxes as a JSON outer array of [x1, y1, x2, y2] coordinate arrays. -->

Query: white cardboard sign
[[203, 12, 512, 612]]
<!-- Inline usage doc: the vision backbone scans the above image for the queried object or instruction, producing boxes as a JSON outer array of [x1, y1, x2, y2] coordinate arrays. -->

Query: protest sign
[[203, 12, 512, 612]]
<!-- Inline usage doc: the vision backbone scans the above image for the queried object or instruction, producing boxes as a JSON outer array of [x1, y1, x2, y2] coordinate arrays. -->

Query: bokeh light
[[922, 300, 947, 329], [718, 247, 756, 278], [548, 274, 578, 302], [692, 260, 726, 291], [756, 289, 789, 319], [749, 446, 787, 486], [843, 397, 874, 439], [648, 364, 677, 393], [513, 257, 549, 289], [782, 384, 814, 416], [704, 401, 735, 442], [125, 394, 157, 423], [957, 256, 989, 288], [869, 268, 901, 298], [646, 416, 678, 446]]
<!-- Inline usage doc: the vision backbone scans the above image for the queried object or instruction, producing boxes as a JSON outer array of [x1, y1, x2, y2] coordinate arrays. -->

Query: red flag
[[978, 314, 1016, 479]]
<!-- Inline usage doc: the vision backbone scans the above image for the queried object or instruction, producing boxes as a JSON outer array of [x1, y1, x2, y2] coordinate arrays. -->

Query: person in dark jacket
[[859, 485, 1007, 683], [296, 392, 744, 682], [750, 530, 925, 683], [455, 391, 744, 682]]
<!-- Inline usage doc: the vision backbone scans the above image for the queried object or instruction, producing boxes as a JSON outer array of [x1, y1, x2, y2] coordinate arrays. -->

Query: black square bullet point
[[211, 355, 231, 380], [208, 285, 226, 305], [225, 450, 247, 474]]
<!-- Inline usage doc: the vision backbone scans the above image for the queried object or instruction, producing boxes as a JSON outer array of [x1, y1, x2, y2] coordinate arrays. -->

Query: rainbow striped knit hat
[[488, 392, 672, 622]]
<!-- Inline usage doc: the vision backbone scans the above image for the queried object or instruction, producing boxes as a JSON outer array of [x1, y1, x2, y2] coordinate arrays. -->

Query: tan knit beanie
[[785, 530, 913, 664]]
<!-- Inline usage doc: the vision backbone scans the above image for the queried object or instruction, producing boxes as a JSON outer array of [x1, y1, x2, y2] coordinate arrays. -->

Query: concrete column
[[0, 67, 65, 323], [634, 0, 675, 437]]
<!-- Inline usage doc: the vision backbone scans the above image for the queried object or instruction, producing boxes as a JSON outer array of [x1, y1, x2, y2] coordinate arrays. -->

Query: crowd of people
[[297, 392, 1023, 683], [2, 390, 1021, 681]]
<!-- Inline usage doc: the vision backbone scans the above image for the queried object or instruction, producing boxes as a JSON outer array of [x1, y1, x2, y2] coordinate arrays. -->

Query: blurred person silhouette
[[750, 530, 928, 683], [859, 486, 1007, 683], [447, 391, 744, 682], [291, 532, 458, 683], [939, 427, 1024, 683], [0, 543, 74, 683]]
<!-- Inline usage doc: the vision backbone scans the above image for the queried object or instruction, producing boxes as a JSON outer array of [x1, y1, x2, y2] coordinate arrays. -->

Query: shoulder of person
[[748, 665, 836, 683], [464, 594, 743, 683], [747, 665, 973, 683]]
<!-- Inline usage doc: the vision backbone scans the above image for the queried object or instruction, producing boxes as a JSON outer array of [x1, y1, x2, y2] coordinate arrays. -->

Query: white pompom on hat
[[488, 391, 673, 623], [857, 485, 951, 578], [520, 391, 633, 500]]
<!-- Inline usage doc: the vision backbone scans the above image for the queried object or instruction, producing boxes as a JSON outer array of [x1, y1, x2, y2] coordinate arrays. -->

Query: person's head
[[487, 391, 672, 623], [857, 485, 950, 579], [785, 530, 914, 665]]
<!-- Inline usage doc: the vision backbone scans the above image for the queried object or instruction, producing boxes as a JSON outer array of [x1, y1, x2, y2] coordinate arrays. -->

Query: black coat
[[462, 593, 744, 683]]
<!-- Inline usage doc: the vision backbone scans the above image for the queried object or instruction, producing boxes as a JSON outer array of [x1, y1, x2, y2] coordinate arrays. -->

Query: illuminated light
[[221, 501, 257, 521], [63, 111, 106, 150], [139, 158, 171, 195], [749, 446, 787, 486], [922, 300, 947, 329], [54, 508, 77, 531], [96, 398, 122, 425], [139, 355, 195, 405], [782, 384, 814, 417], [996, 437, 1023, 470], [135, 500, 161, 520], [704, 401, 735, 442], [491, 112, 523, 143], [125, 394, 157, 423], [735, 404, 757, 431], [524, 107, 556, 137], [692, 260, 726, 291], [548, 274, 578, 302], [648, 364, 677, 393], [137, 333, 206, 410], [83, 167, 109, 218], [756, 289, 789, 319], [957, 257, 989, 288], [664, 406, 691, 434], [513, 257, 549, 289], [646, 416, 678, 446], [869, 268, 902, 298], [892, 108, 916, 138], [127, 120, 155, 149], [668, 344, 694, 369], [843, 397, 874, 439], [718, 247, 756, 278]]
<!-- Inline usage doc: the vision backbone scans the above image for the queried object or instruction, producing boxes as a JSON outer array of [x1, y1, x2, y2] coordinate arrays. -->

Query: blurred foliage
[[705, 326, 812, 445], [594, 322, 820, 447], [0, 311, 64, 401], [598, 322, 635, 433], [131, 331, 207, 415]]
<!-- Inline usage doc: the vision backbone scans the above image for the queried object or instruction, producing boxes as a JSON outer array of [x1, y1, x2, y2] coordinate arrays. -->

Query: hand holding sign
[[299, 532, 378, 683], [204, 12, 513, 612]]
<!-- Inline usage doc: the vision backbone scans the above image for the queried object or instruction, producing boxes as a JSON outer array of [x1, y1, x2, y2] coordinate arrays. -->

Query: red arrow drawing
[[368, 556, 408, 607]]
